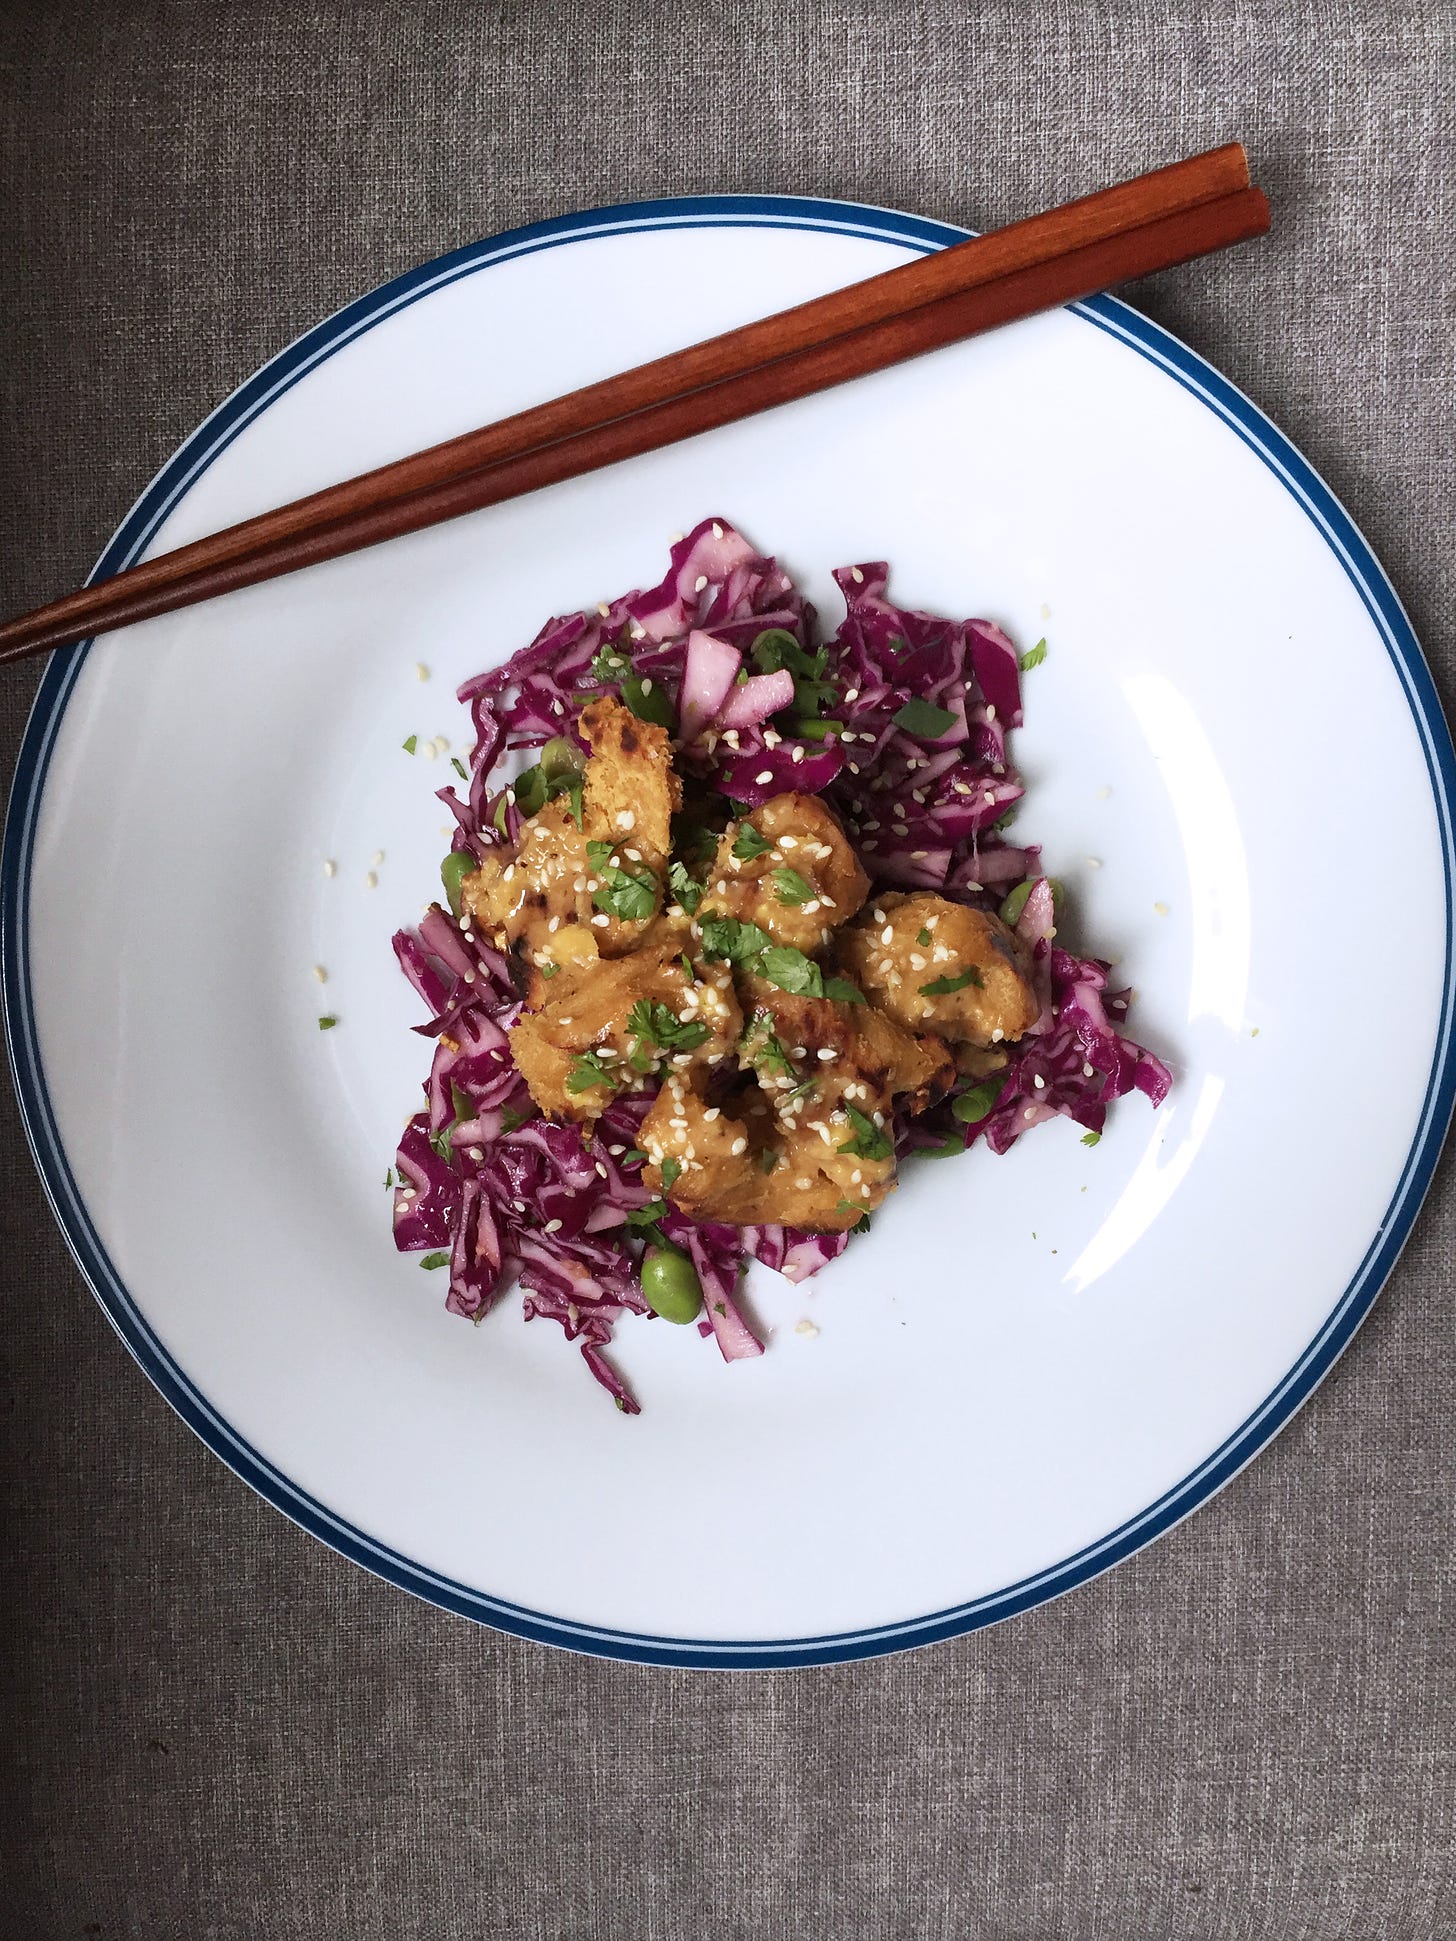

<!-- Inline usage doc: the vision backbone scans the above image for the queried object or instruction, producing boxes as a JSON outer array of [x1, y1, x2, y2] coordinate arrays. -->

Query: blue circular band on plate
[[5, 194, 1453, 1667]]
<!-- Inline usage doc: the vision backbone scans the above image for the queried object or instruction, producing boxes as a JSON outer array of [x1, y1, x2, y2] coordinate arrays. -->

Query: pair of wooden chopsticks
[[0, 146, 1267, 665]]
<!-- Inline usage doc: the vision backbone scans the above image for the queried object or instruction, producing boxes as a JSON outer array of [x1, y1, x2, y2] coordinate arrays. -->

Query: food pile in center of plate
[[391, 519, 1170, 1412]]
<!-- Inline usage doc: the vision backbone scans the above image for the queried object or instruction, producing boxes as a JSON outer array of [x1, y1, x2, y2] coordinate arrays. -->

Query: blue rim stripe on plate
[[4, 194, 1453, 1667]]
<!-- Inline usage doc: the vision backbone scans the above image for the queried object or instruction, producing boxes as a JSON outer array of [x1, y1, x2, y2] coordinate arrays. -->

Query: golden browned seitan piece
[[838, 891, 1039, 1046], [508, 943, 741, 1124], [461, 696, 680, 970], [696, 793, 869, 954], [641, 982, 951, 1230]]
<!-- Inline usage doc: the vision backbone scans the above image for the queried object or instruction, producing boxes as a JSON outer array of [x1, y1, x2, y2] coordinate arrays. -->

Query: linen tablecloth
[[3, 4, 1452, 1935]]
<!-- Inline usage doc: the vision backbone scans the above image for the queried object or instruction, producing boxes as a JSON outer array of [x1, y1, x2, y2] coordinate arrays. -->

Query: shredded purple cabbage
[[392, 518, 1171, 1411]]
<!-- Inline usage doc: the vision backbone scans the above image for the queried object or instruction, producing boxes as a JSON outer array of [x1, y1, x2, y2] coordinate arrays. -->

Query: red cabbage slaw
[[392, 519, 1171, 1412]]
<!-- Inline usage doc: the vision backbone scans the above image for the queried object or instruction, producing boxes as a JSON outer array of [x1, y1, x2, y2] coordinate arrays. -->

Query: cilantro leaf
[[699, 915, 774, 964], [419, 1251, 450, 1271], [892, 697, 957, 739], [667, 860, 701, 914], [740, 1011, 793, 1077], [622, 673, 673, 727], [451, 756, 469, 781], [660, 1156, 682, 1190], [566, 1051, 618, 1094], [590, 641, 631, 684], [627, 999, 709, 1053], [772, 866, 815, 905], [402, 734, 417, 755], [837, 1104, 893, 1162], [916, 927, 932, 946], [952, 1079, 1004, 1124], [822, 977, 865, 1004], [584, 842, 657, 923], [920, 967, 984, 996], [759, 1147, 779, 1174], [750, 627, 838, 715], [732, 823, 773, 861], [1019, 637, 1047, 672], [317, 1015, 338, 1031], [757, 946, 824, 996], [500, 1104, 535, 1132], [1081, 1130, 1101, 1148]]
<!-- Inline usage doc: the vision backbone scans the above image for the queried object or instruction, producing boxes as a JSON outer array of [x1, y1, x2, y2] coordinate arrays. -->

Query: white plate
[[6, 196, 1452, 1667]]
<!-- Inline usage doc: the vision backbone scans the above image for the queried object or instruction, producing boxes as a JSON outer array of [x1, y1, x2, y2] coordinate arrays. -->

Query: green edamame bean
[[539, 736, 585, 782], [640, 1245, 703, 1325], [441, 848, 480, 917]]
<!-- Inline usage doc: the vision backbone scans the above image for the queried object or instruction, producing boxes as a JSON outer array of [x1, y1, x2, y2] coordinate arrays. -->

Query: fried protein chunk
[[508, 943, 740, 1124], [462, 695, 681, 969], [838, 891, 1039, 1046], [697, 793, 869, 954]]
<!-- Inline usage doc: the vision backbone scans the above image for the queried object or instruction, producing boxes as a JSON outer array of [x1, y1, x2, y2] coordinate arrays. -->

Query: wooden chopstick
[[0, 150, 1266, 664]]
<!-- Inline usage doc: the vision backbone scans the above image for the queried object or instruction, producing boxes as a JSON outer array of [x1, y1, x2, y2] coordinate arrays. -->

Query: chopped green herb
[[660, 1156, 682, 1190], [317, 1015, 338, 1031], [492, 796, 510, 837], [626, 1200, 670, 1229], [589, 641, 631, 684], [837, 1104, 893, 1161], [674, 821, 718, 865], [450, 756, 469, 781], [539, 960, 560, 979], [627, 999, 708, 1053], [916, 927, 932, 946], [513, 765, 548, 817], [780, 1079, 817, 1105], [384, 1168, 394, 1189], [892, 697, 957, 739], [699, 915, 774, 963], [419, 1251, 450, 1271], [680, 952, 695, 982], [402, 734, 417, 755], [1081, 1130, 1101, 1148], [772, 866, 815, 905], [732, 823, 773, 862], [741, 1012, 793, 1077], [500, 1104, 534, 1133], [757, 945, 825, 996], [621, 1149, 648, 1167], [990, 805, 1019, 834], [450, 1081, 473, 1124], [427, 1124, 454, 1162], [794, 718, 845, 741], [750, 627, 837, 715], [539, 736, 585, 783], [1019, 637, 1048, 672], [952, 1079, 1004, 1124], [622, 673, 673, 727], [759, 1147, 779, 1174], [822, 977, 865, 1004], [920, 967, 984, 996], [667, 860, 701, 914], [566, 1051, 618, 1094], [584, 840, 658, 922]]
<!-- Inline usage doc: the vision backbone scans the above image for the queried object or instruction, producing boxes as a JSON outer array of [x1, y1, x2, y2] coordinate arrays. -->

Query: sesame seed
[[415, 663, 430, 681], [630, 621, 646, 639], [860, 1184, 872, 1198], [1083, 1063, 1095, 1078], [816, 1047, 836, 1061], [596, 601, 611, 616], [844, 687, 859, 703], [991, 1027, 1004, 1042], [763, 728, 781, 748], [364, 871, 378, 890], [594, 1162, 608, 1179], [851, 566, 864, 584], [1086, 857, 1102, 869], [755, 770, 773, 785], [322, 859, 337, 878], [1097, 785, 1113, 800], [371, 850, 385, 867], [312, 965, 327, 983], [703, 1107, 720, 1122], [891, 823, 909, 837], [795, 1176, 812, 1189], [694, 574, 709, 592], [544, 1218, 563, 1233], [730, 1136, 747, 1156], [591, 913, 609, 927], [881, 926, 894, 944], [985, 705, 997, 722], [1023, 1107, 1036, 1121], [795, 1318, 820, 1338], [1033, 1075, 1046, 1090], [791, 746, 804, 763], [712, 522, 724, 538], [1154, 901, 1170, 916], [547, 915, 560, 932]]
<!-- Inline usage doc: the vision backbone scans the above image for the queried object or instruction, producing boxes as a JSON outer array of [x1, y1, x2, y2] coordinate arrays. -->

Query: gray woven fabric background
[[2, 3, 1453, 1937]]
